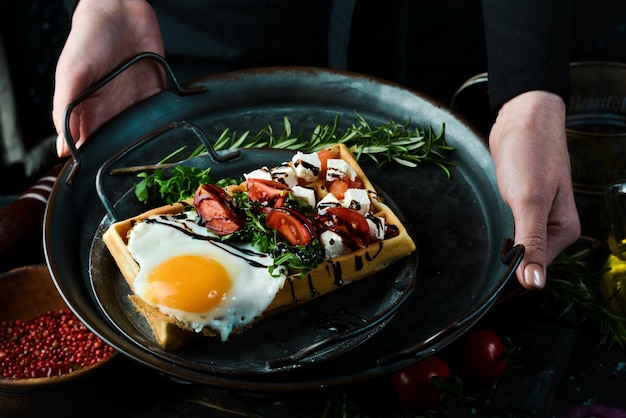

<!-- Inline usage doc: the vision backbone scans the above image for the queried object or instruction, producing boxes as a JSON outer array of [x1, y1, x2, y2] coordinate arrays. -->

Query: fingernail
[[56, 134, 67, 157], [524, 263, 545, 289]]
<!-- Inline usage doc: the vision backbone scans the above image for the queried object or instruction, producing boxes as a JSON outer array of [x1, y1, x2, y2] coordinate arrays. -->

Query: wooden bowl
[[0, 264, 118, 417]]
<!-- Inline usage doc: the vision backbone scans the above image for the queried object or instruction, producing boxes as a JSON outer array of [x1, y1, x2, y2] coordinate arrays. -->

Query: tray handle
[[376, 242, 524, 367], [95, 120, 240, 222], [62, 52, 207, 185]]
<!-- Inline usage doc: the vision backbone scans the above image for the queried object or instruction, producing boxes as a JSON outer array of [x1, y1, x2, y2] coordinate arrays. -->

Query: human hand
[[52, 0, 165, 157], [488, 91, 581, 290]]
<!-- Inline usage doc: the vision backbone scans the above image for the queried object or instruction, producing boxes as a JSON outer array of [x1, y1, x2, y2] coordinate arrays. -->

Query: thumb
[[519, 261, 546, 290], [513, 218, 548, 290], [56, 133, 70, 158]]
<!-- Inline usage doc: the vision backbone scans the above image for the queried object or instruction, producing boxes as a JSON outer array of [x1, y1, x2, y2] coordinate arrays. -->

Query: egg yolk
[[146, 255, 231, 313]]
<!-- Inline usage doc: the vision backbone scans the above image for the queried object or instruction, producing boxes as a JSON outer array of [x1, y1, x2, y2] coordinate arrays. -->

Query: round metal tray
[[45, 63, 520, 390]]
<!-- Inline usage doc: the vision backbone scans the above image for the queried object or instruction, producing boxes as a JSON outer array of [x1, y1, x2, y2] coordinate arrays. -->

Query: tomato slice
[[266, 207, 317, 246], [328, 179, 364, 200], [328, 180, 349, 200], [193, 184, 245, 235], [317, 148, 333, 180], [247, 178, 290, 206], [318, 206, 370, 248]]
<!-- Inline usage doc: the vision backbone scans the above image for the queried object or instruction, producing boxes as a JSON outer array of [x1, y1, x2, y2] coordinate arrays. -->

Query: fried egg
[[126, 211, 286, 341]]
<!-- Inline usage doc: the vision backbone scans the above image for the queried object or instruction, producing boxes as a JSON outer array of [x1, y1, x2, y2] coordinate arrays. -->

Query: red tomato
[[266, 207, 317, 245], [317, 207, 370, 248], [328, 180, 350, 200], [392, 355, 451, 410], [194, 184, 245, 235], [247, 178, 289, 205], [452, 328, 507, 383], [317, 148, 333, 179], [328, 179, 364, 200]]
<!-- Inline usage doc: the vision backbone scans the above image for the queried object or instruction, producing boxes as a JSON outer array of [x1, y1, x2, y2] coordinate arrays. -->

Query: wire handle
[[95, 120, 240, 222], [376, 242, 524, 367], [62, 52, 206, 185]]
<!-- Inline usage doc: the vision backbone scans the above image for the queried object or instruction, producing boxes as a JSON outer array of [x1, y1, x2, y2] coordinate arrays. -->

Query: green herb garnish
[[213, 113, 452, 171], [130, 113, 451, 276], [546, 248, 626, 348], [205, 186, 325, 276], [135, 165, 212, 204], [133, 113, 453, 205]]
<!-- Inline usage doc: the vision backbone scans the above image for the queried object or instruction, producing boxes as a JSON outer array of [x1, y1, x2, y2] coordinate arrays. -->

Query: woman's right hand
[[52, 0, 166, 157]]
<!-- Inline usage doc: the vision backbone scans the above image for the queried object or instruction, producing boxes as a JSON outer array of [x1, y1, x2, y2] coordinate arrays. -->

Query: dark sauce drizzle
[[365, 241, 384, 262], [143, 217, 268, 269], [286, 278, 299, 305], [354, 255, 363, 271], [307, 272, 320, 298], [294, 159, 320, 177]]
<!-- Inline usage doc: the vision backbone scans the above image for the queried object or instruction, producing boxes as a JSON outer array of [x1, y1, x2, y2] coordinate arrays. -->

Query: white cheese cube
[[244, 167, 272, 181], [291, 185, 316, 207], [291, 151, 321, 182], [316, 193, 341, 212], [326, 158, 356, 182], [320, 230, 350, 259], [342, 188, 370, 215], [366, 215, 386, 240], [271, 162, 298, 188]]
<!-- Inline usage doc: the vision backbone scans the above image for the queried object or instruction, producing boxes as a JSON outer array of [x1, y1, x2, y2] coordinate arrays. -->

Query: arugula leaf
[[203, 189, 325, 275], [135, 165, 212, 204]]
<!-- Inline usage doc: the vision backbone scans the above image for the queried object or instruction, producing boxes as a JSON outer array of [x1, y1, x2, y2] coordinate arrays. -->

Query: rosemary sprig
[[211, 113, 454, 176], [545, 248, 626, 348], [133, 113, 454, 204]]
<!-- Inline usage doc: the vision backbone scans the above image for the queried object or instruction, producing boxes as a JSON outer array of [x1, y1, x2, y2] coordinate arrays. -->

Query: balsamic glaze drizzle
[[143, 216, 268, 269], [354, 255, 363, 271], [365, 242, 384, 262], [307, 272, 320, 298]]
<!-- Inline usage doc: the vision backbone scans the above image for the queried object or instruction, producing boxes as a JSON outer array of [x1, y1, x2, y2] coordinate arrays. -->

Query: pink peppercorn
[[0, 308, 115, 379]]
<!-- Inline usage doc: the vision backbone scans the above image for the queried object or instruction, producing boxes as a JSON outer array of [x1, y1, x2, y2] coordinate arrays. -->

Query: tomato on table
[[450, 328, 507, 383], [392, 354, 451, 410]]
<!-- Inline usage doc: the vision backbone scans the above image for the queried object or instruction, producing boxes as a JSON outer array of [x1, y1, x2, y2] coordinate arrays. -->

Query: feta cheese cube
[[291, 185, 316, 207], [291, 151, 321, 182], [342, 188, 370, 215], [366, 215, 386, 240], [271, 162, 298, 187], [244, 167, 272, 181], [316, 193, 341, 212], [326, 158, 356, 182], [320, 230, 350, 259]]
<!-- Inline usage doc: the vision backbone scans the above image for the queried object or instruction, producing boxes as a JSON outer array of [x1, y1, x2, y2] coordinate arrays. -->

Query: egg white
[[126, 210, 286, 341]]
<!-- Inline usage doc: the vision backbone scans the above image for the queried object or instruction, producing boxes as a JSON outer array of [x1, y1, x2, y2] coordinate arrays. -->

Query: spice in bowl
[[0, 308, 115, 379], [0, 264, 118, 418]]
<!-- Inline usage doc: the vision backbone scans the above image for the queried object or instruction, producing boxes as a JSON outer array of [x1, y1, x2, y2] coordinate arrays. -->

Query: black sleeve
[[63, 0, 79, 15], [482, 0, 572, 112]]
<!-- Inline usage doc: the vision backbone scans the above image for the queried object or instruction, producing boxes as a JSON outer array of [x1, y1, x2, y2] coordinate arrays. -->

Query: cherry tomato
[[266, 207, 317, 245], [317, 148, 333, 179], [316, 206, 370, 248], [392, 354, 451, 410], [328, 180, 350, 200], [247, 178, 290, 207], [194, 184, 245, 235], [452, 328, 507, 383]]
